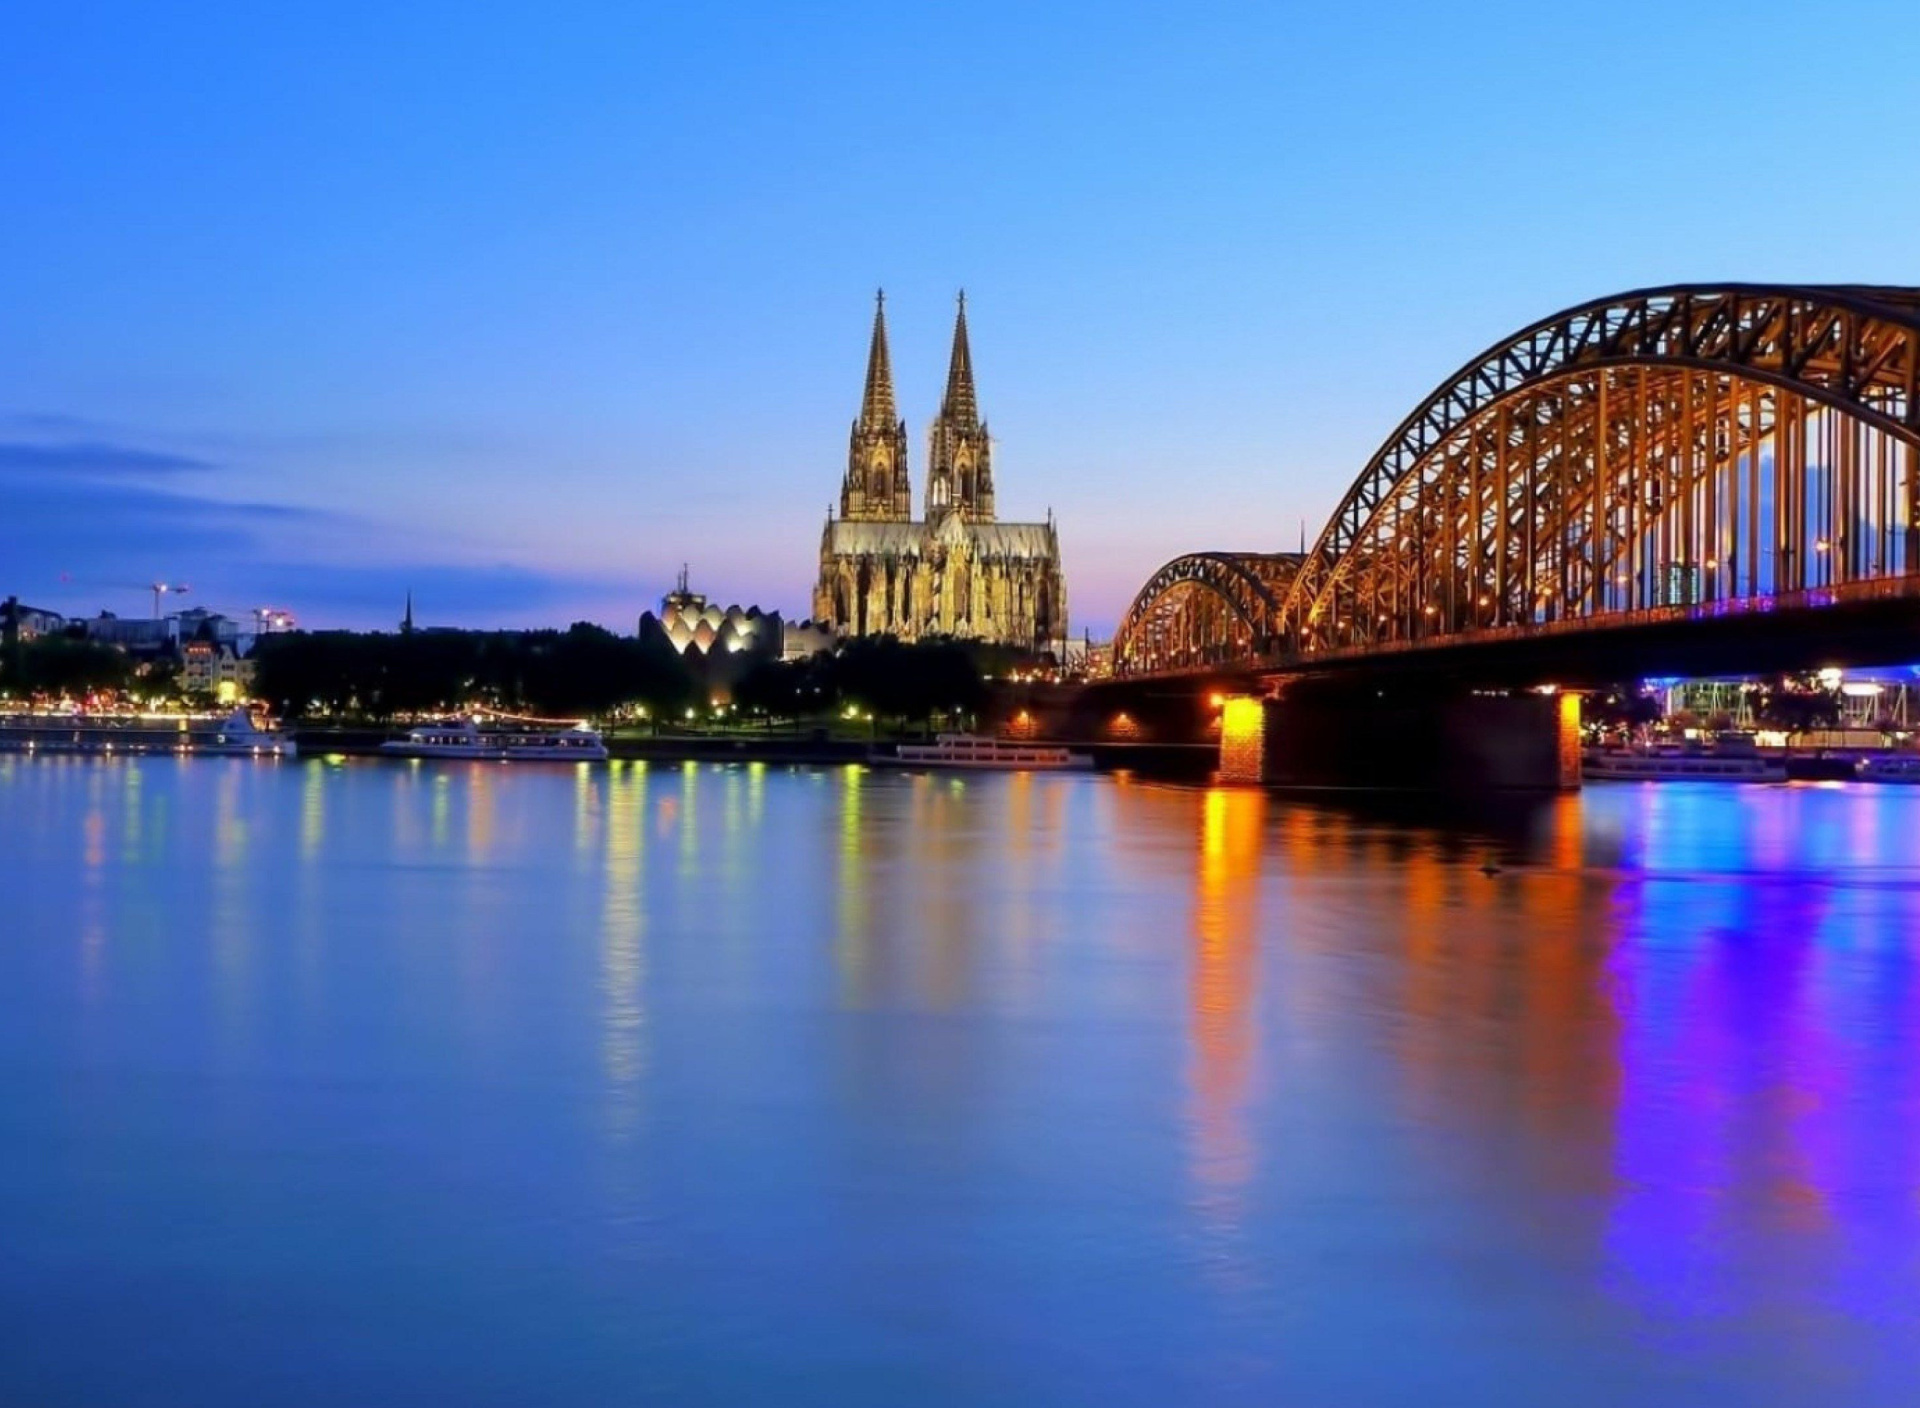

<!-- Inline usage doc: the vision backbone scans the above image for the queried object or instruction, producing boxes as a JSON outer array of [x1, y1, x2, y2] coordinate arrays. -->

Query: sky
[[4, 1, 1919, 636]]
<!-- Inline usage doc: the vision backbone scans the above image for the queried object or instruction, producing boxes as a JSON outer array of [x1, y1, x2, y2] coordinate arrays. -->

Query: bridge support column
[[1242, 686, 1580, 791], [1217, 695, 1268, 783]]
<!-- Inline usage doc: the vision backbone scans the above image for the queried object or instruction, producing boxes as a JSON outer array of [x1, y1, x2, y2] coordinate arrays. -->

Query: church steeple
[[927, 290, 994, 524], [860, 289, 897, 429], [940, 289, 978, 426], [840, 290, 913, 521]]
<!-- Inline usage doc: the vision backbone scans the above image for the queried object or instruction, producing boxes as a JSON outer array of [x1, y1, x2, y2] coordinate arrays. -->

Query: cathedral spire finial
[[941, 288, 978, 426], [859, 288, 897, 429]]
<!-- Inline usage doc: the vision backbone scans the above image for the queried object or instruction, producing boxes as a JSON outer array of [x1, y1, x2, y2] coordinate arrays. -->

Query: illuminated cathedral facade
[[813, 293, 1068, 652]]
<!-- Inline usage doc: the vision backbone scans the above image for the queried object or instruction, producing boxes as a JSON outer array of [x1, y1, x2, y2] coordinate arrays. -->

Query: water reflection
[[1186, 787, 1264, 1276], [210, 762, 253, 1050], [1598, 792, 1920, 1342], [599, 762, 648, 1140], [834, 764, 870, 1004], [6, 762, 1920, 1402], [301, 760, 325, 861], [465, 763, 495, 857]]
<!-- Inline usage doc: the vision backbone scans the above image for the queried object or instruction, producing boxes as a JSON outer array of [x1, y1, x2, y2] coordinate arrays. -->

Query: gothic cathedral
[[813, 293, 1068, 651]]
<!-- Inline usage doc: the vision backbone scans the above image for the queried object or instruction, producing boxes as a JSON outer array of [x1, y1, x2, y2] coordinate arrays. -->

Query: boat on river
[[1856, 753, 1920, 784], [0, 707, 296, 758], [883, 734, 1094, 772], [1583, 741, 1785, 783], [380, 720, 608, 762]]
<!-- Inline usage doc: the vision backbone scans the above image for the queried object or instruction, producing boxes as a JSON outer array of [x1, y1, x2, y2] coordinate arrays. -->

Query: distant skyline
[[5, 1, 1919, 634]]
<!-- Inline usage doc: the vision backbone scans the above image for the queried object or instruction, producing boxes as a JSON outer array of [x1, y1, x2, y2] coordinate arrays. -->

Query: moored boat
[[380, 719, 608, 762], [1582, 744, 1785, 783], [1856, 753, 1920, 784], [195, 707, 299, 757], [882, 734, 1094, 772], [0, 706, 296, 758]]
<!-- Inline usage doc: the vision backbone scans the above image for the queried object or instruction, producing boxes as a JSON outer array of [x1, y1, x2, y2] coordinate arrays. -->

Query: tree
[[1756, 675, 1842, 738], [0, 636, 136, 698], [250, 626, 697, 723], [1585, 684, 1660, 736]]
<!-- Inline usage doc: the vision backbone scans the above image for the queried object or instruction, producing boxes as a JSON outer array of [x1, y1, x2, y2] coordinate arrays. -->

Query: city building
[[0, 599, 67, 642], [180, 638, 256, 703], [779, 619, 837, 662], [812, 293, 1068, 654], [638, 570, 783, 704], [81, 607, 245, 656], [643, 568, 778, 658], [80, 612, 173, 653], [172, 607, 243, 647]]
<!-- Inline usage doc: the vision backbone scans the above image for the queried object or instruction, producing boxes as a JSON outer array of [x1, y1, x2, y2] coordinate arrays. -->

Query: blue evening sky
[[4, 1, 1917, 634]]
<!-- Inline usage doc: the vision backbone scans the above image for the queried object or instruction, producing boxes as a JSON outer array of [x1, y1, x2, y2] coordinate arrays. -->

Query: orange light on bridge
[[1218, 696, 1266, 784], [1208, 692, 1227, 709]]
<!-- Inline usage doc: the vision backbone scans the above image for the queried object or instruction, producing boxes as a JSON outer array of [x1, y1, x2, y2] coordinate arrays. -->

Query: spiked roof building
[[814, 293, 1068, 652], [838, 292, 912, 522]]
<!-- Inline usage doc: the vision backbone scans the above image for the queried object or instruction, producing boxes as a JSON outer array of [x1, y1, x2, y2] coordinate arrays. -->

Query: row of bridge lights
[[1148, 536, 1842, 659]]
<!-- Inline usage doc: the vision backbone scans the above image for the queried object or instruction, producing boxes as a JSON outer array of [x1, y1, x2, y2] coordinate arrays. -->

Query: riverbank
[[289, 727, 1217, 778]]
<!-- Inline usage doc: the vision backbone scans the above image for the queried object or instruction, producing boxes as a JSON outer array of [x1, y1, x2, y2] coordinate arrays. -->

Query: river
[[3, 755, 1918, 1404]]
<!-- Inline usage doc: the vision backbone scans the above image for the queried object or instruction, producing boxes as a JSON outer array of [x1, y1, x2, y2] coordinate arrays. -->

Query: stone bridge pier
[[1218, 685, 1581, 791]]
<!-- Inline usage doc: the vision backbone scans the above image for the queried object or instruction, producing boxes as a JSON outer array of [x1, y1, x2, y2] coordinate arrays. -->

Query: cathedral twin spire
[[928, 290, 992, 524], [940, 291, 978, 426], [859, 289, 898, 429], [841, 291, 912, 522], [838, 290, 992, 525]]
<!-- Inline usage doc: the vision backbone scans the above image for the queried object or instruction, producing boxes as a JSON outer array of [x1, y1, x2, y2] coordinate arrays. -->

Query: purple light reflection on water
[[1592, 783, 1920, 1385], [4, 761, 1920, 1404]]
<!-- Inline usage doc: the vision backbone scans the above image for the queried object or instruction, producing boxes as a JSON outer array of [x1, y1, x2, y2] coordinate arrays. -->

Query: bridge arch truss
[[1272, 284, 1920, 659], [1113, 551, 1302, 673]]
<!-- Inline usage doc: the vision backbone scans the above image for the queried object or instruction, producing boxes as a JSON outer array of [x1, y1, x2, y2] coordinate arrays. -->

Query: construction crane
[[149, 582, 191, 618]]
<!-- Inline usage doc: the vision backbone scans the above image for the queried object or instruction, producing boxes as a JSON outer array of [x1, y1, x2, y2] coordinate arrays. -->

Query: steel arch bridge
[[1115, 283, 1920, 678], [1112, 552, 1302, 672]]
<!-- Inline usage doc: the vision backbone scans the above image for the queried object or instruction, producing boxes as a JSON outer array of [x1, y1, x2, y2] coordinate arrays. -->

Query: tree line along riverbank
[[248, 625, 1030, 734]]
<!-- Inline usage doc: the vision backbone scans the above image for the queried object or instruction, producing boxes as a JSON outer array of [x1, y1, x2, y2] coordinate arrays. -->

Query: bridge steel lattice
[[1116, 284, 1920, 677], [1112, 551, 1302, 673]]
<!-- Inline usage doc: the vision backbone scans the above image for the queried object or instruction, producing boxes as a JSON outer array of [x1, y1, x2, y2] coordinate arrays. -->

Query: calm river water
[[4, 756, 1920, 1404]]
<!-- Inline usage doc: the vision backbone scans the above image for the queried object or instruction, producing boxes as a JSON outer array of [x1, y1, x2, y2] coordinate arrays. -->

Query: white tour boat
[[380, 720, 609, 762], [194, 707, 299, 757], [884, 734, 1095, 772], [0, 706, 295, 758], [1856, 753, 1920, 784], [1582, 744, 1785, 783]]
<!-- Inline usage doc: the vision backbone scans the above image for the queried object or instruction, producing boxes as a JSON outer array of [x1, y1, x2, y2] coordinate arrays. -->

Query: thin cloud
[[1, 412, 120, 434], [0, 440, 217, 477], [0, 473, 638, 628], [247, 561, 652, 621], [2, 479, 338, 605]]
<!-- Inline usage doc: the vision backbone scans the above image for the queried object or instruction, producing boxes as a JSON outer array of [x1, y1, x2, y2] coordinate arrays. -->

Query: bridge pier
[[1217, 696, 1269, 783], [1220, 688, 1581, 791]]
